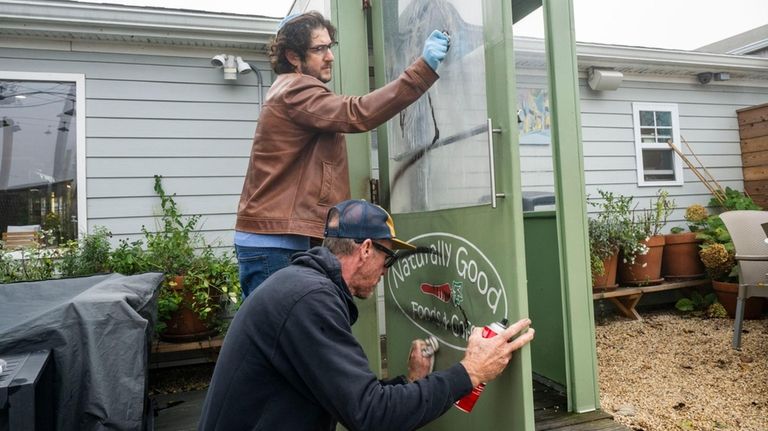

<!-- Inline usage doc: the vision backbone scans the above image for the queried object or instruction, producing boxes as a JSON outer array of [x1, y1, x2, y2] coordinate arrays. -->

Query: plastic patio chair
[[719, 210, 768, 349]]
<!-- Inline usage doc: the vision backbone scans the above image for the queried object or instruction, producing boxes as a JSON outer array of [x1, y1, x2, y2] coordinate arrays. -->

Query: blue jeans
[[236, 245, 301, 299]]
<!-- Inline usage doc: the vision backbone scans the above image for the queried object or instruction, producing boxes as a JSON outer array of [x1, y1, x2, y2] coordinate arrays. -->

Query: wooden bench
[[1, 231, 40, 249], [592, 279, 711, 320], [150, 336, 223, 369]]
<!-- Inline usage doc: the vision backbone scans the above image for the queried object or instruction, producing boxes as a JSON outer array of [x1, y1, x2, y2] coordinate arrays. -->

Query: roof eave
[[0, 0, 279, 51]]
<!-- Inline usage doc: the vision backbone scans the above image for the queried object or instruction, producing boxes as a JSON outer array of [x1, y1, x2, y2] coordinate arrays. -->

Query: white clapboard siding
[[87, 177, 247, 198], [0, 45, 268, 246], [576, 77, 767, 231], [87, 139, 253, 157]]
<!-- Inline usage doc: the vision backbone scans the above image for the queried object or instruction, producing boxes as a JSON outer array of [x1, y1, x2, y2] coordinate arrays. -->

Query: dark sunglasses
[[356, 239, 398, 268]]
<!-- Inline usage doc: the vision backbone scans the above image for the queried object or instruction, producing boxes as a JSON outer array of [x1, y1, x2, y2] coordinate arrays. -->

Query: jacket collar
[[291, 246, 358, 324]]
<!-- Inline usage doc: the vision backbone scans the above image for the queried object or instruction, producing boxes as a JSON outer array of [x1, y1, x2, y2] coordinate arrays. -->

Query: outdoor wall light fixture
[[211, 53, 238, 80], [211, 54, 260, 81], [697, 72, 731, 84], [587, 67, 623, 91], [210, 54, 265, 107]]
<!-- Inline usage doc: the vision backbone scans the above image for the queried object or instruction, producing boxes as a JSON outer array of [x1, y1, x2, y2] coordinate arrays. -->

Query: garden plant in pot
[[662, 203, 708, 280], [588, 190, 628, 291], [697, 188, 765, 319], [111, 175, 241, 341], [617, 190, 673, 286]]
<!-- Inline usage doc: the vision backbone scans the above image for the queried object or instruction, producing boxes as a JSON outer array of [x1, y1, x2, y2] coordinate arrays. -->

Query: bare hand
[[459, 318, 534, 387], [406, 339, 434, 382]]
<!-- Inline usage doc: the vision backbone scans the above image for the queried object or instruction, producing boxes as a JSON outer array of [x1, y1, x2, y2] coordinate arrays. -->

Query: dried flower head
[[684, 204, 708, 223], [699, 243, 734, 280]]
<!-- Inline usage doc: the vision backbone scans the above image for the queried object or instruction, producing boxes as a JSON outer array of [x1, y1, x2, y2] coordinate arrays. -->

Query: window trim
[[0, 71, 87, 235], [631, 102, 684, 187]]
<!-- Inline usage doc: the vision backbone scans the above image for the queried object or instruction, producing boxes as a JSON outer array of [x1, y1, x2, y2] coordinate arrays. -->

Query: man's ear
[[286, 50, 301, 71]]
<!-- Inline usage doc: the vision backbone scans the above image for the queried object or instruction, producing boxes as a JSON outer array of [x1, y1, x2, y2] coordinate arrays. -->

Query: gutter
[[0, 0, 279, 49]]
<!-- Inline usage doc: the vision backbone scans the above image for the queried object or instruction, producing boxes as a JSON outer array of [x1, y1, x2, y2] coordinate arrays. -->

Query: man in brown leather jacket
[[234, 11, 450, 298]]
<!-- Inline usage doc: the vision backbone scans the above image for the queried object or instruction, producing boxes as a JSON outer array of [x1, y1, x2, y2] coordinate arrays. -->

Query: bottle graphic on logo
[[454, 318, 509, 413]]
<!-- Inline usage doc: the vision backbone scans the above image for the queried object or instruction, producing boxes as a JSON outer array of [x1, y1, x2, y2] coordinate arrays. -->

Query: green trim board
[[542, 0, 600, 412], [331, 1, 382, 376]]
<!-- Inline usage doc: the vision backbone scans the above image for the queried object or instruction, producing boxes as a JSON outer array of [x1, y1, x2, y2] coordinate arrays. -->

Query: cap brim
[[392, 238, 416, 250]]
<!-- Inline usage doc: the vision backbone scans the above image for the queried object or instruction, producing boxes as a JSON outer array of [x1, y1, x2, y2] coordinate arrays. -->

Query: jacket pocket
[[318, 160, 334, 205]]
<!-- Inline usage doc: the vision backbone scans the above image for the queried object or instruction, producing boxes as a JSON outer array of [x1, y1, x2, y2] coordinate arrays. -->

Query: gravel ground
[[596, 309, 768, 431]]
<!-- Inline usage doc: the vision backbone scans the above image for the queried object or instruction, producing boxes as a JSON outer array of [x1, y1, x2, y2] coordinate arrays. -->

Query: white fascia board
[[576, 42, 768, 74], [0, 0, 278, 48], [728, 39, 768, 55], [513, 36, 768, 75]]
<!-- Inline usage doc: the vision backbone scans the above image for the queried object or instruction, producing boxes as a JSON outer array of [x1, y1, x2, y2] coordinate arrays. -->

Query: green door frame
[[329, 1, 382, 376], [329, 0, 600, 418]]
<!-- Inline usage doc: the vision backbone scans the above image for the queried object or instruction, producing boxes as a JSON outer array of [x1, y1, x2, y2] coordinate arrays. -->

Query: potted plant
[[588, 190, 626, 290], [697, 189, 765, 318], [618, 190, 672, 286], [116, 175, 241, 340], [662, 203, 708, 280]]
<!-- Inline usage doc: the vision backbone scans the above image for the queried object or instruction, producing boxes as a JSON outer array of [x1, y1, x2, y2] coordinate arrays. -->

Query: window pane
[[655, 127, 673, 143], [383, 1, 490, 212], [639, 111, 655, 126], [655, 111, 672, 127], [0, 80, 77, 245], [642, 149, 675, 181], [640, 127, 656, 138]]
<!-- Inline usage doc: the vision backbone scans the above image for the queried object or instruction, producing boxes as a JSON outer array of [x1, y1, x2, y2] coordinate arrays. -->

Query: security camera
[[697, 72, 713, 85], [235, 56, 252, 74], [211, 54, 227, 68]]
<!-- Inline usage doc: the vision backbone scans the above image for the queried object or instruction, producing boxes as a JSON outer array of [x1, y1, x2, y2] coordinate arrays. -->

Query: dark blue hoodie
[[198, 247, 472, 430]]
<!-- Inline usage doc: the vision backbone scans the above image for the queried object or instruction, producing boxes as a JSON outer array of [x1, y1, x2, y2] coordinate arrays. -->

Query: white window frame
[[632, 102, 684, 187], [0, 71, 87, 235]]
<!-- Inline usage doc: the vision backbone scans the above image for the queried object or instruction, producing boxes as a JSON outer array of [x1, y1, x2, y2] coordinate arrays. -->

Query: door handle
[[487, 118, 504, 208]]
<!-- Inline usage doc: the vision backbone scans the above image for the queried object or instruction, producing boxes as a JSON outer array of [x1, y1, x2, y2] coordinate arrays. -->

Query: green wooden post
[[330, 1, 382, 376], [542, 0, 601, 412]]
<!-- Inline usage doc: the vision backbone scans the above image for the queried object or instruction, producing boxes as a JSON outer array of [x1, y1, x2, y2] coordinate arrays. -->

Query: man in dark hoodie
[[199, 200, 535, 430]]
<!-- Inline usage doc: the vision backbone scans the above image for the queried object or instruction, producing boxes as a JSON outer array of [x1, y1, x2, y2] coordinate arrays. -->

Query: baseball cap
[[324, 200, 415, 250]]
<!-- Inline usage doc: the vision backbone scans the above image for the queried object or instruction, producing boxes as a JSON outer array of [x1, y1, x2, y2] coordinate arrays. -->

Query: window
[[0, 73, 85, 245], [632, 103, 683, 186]]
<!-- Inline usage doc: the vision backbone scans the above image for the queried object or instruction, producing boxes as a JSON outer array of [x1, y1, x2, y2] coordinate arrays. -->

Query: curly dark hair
[[269, 11, 337, 74]]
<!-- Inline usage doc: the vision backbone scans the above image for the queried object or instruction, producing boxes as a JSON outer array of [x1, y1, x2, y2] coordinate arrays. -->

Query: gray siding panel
[[86, 158, 250, 177], [576, 77, 766, 230], [88, 139, 252, 157], [0, 46, 267, 246]]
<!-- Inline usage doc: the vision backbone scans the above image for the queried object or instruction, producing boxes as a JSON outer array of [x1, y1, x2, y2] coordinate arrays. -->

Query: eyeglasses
[[356, 239, 398, 268], [307, 41, 338, 56]]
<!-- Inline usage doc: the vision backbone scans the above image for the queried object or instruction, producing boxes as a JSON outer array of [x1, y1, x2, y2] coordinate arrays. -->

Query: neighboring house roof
[[0, 0, 279, 53], [695, 24, 768, 56]]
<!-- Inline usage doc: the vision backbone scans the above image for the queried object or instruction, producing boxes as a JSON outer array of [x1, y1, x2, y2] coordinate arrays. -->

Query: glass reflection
[[383, 0, 490, 213], [0, 80, 77, 244]]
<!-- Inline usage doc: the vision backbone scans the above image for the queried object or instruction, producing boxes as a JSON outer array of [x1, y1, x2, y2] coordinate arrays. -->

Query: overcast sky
[[75, 0, 767, 50]]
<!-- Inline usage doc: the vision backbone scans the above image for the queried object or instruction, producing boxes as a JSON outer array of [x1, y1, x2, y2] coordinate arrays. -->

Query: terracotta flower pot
[[161, 275, 218, 342], [711, 280, 766, 319], [619, 235, 665, 286], [592, 250, 619, 292], [662, 232, 706, 280]]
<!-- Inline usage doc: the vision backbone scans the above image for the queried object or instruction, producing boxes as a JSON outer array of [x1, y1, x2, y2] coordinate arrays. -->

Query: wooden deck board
[[150, 364, 630, 430]]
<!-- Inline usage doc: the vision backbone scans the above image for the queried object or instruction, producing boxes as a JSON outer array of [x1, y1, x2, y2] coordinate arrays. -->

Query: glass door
[[372, 0, 534, 429]]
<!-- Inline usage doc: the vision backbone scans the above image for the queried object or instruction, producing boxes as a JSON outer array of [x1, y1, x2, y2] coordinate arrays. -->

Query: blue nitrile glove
[[422, 30, 450, 71]]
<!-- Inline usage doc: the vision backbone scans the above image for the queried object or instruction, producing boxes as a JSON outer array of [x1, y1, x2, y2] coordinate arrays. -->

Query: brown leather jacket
[[236, 58, 438, 238]]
